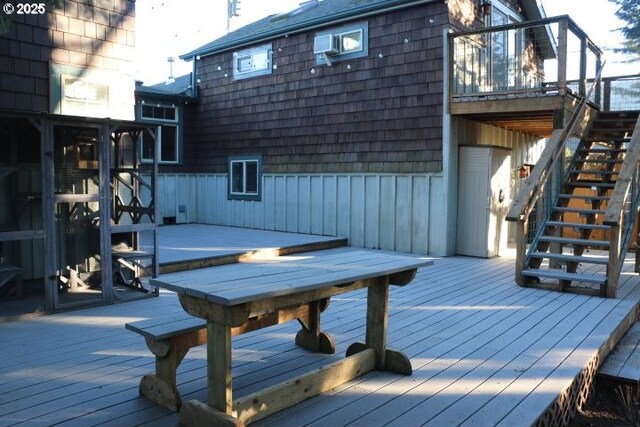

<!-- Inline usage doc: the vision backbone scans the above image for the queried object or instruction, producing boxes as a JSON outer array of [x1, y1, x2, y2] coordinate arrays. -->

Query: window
[[228, 155, 262, 201], [340, 29, 363, 53], [139, 103, 180, 164], [315, 22, 368, 66], [233, 44, 272, 80]]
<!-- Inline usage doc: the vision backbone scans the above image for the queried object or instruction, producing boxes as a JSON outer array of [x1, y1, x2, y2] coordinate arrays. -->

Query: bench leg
[[295, 299, 335, 354], [345, 278, 412, 375], [139, 338, 188, 412]]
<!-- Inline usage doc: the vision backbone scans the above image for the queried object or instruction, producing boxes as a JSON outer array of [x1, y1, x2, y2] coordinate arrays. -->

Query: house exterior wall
[[0, 0, 136, 119], [178, 2, 450, 175]]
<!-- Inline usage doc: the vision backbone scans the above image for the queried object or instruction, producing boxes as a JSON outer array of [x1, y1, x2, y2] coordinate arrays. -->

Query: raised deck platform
[[1, 251, 639, 426], [151, 224, 348, 273]]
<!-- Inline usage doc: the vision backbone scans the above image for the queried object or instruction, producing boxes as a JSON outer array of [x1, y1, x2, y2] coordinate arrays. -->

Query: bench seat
[[126, 312, 207, 412]]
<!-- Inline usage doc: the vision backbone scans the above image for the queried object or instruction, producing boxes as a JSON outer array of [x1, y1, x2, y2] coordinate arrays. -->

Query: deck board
[[1, 250, 639, 426]]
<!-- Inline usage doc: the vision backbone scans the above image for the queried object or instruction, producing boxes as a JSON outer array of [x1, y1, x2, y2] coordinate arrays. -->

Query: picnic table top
[[150, 247, 433, 306]]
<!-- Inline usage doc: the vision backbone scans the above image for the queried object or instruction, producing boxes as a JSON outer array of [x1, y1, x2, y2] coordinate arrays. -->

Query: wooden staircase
[[520, 111, 639, 295]]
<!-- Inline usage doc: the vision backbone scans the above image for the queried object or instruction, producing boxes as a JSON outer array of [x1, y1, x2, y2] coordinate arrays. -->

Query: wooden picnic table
[[150, 247, 432, 426]]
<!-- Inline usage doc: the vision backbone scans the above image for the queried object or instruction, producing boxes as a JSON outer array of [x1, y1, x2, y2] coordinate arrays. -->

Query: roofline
[[180, 0, 437, 60]]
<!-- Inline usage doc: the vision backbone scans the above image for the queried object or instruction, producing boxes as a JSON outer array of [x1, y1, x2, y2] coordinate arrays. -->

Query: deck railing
[[601, 74, 640, 112], [449, 16, 603, 104], [603, 115, 640, 296]]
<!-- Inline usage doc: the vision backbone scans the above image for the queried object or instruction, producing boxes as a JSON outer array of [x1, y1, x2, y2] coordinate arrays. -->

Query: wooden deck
[[1, 250, 639, 426], [599, 320, 640, 383], [151, 224, 347, 266]]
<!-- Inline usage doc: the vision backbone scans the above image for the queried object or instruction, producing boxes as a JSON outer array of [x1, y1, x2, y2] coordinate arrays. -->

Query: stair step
[[522, 269, 607, 284], [567, 182, 616, 188], [578, 148, 627, 153], [580, 159, 623, 163], [538, 236, 609, 247], [553, 207, 605, 214], [545, 221, 611, 230], [571, 169, 618, 175], [558, 194, 610, 201], [528, 252, 609, 265]]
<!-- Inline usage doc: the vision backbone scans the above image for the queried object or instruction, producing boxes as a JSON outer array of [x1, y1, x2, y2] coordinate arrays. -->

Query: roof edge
[[180, 0, 437, 60]]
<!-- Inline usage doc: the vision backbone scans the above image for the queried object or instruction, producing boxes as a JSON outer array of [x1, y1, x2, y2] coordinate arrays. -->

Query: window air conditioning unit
[[313, 34, 339, 55]]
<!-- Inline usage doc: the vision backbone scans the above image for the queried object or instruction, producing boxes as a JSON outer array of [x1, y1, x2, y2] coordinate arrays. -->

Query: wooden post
[[207, 321, 233, 414], [366, 278, 389, 370], [100, 123, 114, 304], [515, 218, 527, 286], [40, 119, 57, 313], [557, 19, 568, 96], [595, 55, 603, 107], [607, 224, 621, 298], [603, 78, 611, 112], [579, 37, 587, 98]]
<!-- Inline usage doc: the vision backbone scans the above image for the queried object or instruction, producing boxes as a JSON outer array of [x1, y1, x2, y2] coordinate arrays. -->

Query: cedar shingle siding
[[0, 0, 135, 112], [183, 3, 448, 175]]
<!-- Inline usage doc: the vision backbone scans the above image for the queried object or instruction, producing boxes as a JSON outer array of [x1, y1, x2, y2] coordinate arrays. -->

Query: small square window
[[233, 44, 272, 80], [228, 156, 262, 201], [341, 30, 363, 53]]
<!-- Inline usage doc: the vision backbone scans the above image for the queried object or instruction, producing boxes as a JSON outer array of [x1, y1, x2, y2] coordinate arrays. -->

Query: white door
[[457, 146, 511, 257]]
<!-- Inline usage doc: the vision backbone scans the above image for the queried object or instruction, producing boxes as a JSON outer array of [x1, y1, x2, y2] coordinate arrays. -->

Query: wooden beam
[[234, 348, 376, 424]]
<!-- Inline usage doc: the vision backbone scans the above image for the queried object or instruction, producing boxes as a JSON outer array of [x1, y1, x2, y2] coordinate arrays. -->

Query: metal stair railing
[[603, 115, 640, 297], [506, 62, 605, 285]]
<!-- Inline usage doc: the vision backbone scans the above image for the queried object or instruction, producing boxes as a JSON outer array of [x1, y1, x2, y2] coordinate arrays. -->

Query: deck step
[[545, 221, 610, 230], [522, 269, 607, 284], [578, 148, 627, 153], [566, 182, 616, 188], [579, 159, 623, 163], [557, 194, 610, 201], [553, 207, 605, 215], [528, 252, 609, 265], [571, 169, 618, 175], [538, 235, 609, 247]]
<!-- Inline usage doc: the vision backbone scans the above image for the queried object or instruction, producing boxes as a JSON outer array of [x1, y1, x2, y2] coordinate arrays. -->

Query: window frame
[[315, 22, 369, 66], [138, 102, 181, 165], [228, 155, 262, 201], [233, 44, 273, 81]]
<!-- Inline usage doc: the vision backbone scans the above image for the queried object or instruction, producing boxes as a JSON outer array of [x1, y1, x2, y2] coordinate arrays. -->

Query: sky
[[135, 0, 637, 85]]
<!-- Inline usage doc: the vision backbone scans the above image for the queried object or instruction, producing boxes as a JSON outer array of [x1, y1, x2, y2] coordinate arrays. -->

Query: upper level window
[[315, 22, 368, 66], [139, 103, 180, 164], [228, 155, 262, 201], [340, 29, 363, 53], [233, 44, 272, 80]]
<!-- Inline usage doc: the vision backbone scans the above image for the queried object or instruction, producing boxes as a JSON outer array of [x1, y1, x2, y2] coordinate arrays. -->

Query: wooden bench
[[0, 265, 23, 297], [126, 300, 333, 412]]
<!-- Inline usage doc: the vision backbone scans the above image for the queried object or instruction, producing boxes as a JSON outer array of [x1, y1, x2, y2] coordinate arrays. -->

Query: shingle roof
[[180, 0, 435, 60], [135, 74, 193, 97]]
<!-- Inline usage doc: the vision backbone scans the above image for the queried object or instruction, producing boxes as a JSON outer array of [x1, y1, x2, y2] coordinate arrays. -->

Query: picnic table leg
[[346, 277, 412, 375], [180, 321, 244, 427], [295, 299, 335, 354]]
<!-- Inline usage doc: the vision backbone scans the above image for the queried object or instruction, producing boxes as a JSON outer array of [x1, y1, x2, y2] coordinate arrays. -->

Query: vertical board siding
[[158, 173, 437, 255]]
